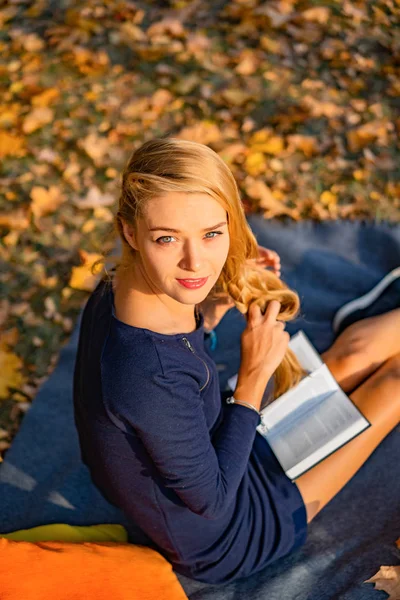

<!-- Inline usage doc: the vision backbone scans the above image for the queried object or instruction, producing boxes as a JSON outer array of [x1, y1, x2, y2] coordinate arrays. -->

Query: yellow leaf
[[0, 7, 18, 26], [0, 335, 25, 400], [31, 88, 60, 107], [0, 132, 26, 158], [22, 107, 54, 134], [260, 136, 284, 155], [176, 121, 222, 145], [78, 133, 111, 167], [235, 50, 259, 76], [287, 135, 318, 158], [245, 152, 267, 176], [30, 186, 66, 220], [3, 230, 19, 247], [72, 186, 114, 209], [0, 208, 29, 230], [320, 191, 337, 206], [69, 251, 104, 292], [221, 88, 252, 107], [22, 33, 45, 52], [347, 120, 390, 152], [302, 7, 331, 23], [245, 179, 297, 219]]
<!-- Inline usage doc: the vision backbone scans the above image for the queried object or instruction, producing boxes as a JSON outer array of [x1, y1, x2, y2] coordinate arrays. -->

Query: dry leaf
[[245, 152, 267, 176], [0, 208, 30, 231], [221, 88, 253, 107], [151, 89, 174, 110], [245, 178, 298, 219], [287, 135, 319, 157], [235, 50, 259, 76], [0, 132, 26, 158], [320, 191, 337, 207], [69, 250, 104, 292], [177, 121, 222, 145], [0, 331, 25, 400], [22, 107, 54, 134], [365, 566, 400, 599], [30, 186, 66, 220], [22, 33, 45, 52], [31, 88, 60, 107], [347, 120, 390, 152], [78, 133, 111, 166], [302, 7, 331, 24], [72, 186, 115, 209]]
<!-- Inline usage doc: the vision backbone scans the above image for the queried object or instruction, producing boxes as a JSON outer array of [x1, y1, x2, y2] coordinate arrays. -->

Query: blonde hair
[[93, 137, 306, 399]]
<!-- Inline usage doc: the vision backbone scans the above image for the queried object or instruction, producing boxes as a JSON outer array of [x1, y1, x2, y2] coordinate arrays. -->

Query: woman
[[73, 137, 400, 585]]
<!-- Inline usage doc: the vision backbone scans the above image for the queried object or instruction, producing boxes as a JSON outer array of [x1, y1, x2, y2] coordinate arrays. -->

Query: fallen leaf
[[69, 250, 104, 292], [22, 107, 54, 134], [22, 33, 45, 52], [347, 120, 390, 152], [245, 178, 298, 219], [0, 208, 30, 231], [245, 152, 267, 176], [320, 191, 337, 207], [177, 121, 222, 144], [287, 135, 319, 157], [221, 88, 253, 107], [0, 132, 26, 158], [302, 7, 331, 24], [365, 566, 400, 599], [30, 186, 66, 220], [78, 133, 112, 166], [31, 88, 60, 107], [0, 331, 26, 400], [72, 186, 115, 209]]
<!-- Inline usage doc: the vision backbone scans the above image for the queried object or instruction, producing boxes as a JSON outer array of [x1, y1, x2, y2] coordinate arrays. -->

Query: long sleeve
[[103, 365, 260, 521]]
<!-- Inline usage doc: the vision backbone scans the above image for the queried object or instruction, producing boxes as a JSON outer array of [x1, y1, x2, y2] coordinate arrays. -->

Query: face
[[121, 192, 230, 310]]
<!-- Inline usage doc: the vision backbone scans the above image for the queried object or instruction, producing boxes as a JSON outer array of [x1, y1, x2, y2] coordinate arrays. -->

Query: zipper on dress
[[182, 337, 210, 392]]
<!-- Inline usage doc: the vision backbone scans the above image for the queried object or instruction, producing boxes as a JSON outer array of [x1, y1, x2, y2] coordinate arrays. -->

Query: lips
[[176, 277, 208, 289]]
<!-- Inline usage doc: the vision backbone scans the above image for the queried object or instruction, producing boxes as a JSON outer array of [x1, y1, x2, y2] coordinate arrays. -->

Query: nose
[[179, 240, 205, 273]]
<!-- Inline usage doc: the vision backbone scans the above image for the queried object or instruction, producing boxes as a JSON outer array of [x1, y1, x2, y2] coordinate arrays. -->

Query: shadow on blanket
[[1, 216, 400, 600]]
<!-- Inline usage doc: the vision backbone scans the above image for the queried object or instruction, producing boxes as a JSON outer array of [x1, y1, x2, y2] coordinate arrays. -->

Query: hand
[[235, 300, 289, 405], [247, 245, 281, 278], [199, 246, 281, 331]]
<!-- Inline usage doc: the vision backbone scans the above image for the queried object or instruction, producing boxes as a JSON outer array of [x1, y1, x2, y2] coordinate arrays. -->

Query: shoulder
[[101, 329, 201, 416]]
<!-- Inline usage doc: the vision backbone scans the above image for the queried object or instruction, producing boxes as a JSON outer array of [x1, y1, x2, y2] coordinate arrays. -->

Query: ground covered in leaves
[[1, 0, 400, 459]]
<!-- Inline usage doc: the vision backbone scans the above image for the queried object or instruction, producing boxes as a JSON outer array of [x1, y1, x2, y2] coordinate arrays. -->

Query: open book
[[227, 331, 371, 480]]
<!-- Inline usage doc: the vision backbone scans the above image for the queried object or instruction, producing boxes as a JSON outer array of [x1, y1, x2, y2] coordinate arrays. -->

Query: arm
[[106, 367, 260, 521]]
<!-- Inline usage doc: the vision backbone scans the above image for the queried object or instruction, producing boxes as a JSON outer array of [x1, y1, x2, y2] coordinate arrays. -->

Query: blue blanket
[[1, 215, 400, 599]]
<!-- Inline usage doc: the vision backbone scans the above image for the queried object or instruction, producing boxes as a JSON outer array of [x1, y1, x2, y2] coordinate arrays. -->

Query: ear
[[120, 219, 138, 251]]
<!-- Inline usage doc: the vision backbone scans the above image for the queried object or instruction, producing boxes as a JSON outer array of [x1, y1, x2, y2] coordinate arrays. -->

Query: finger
[[264, 300, 281, 321], [247, 301, 262, 321]]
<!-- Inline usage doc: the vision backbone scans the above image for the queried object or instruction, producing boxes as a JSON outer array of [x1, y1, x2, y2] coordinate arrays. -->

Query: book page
[[257, 367, 370, 479], [288, 331, 323, 372], [226, 330, 322, 396]]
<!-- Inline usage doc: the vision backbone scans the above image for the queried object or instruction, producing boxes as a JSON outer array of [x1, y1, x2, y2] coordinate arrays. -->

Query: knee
[[324, 336, 373, 376], [379, 354, 400, 382]]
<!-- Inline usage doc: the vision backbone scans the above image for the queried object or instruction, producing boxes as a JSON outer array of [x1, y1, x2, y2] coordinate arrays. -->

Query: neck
[[111, 265, 199, 335]]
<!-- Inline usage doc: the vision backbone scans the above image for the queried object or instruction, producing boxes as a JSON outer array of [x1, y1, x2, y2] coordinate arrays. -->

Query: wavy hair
[[93, 137, 306, 400]]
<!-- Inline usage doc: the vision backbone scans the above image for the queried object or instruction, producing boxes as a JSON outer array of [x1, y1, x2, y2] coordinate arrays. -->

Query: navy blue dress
[[73, 278, 307, 584]]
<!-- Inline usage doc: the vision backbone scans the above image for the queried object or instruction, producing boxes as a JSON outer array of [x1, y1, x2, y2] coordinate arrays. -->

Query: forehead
[[142, 192, 227, 230]]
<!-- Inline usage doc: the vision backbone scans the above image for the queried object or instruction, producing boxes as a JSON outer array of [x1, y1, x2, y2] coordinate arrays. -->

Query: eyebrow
[[148, 221, 228, 233]]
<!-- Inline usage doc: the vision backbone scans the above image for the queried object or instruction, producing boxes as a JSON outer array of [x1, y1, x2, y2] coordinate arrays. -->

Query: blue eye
[[156, 236, 174, 244], [205, 231, 223, 239], [155, 231, 223, 245]]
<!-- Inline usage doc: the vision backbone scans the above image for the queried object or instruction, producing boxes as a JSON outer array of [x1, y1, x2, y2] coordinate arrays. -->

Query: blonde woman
[[73, 138, 400, 585]]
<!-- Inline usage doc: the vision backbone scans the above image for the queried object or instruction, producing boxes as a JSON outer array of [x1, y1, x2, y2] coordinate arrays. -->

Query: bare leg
[[295, 352, 400, 522], [321, 308, 400, 394]]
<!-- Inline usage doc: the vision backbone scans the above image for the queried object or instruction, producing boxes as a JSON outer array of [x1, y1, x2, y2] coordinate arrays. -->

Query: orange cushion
[[0, 538, 188, 600]]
